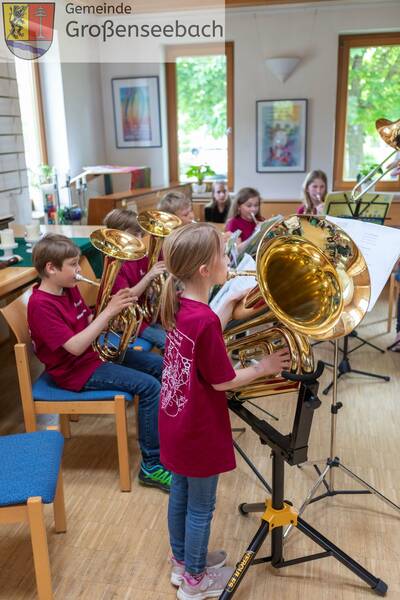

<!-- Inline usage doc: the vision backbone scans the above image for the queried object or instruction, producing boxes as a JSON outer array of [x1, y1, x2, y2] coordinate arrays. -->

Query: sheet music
[[209, 254, 257, 314], [327, 216, 400, 311]]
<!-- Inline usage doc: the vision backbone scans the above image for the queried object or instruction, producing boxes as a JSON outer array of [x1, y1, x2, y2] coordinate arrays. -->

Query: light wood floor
[[0, 292, 399, 599]]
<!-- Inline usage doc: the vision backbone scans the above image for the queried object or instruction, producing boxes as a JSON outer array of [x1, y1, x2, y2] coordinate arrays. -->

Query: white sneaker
[[177, 567, 234, 600], [170, 551, 227, 586]]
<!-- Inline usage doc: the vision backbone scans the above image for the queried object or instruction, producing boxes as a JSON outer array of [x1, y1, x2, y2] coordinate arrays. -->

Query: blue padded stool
[[0, 430, 66, 600]]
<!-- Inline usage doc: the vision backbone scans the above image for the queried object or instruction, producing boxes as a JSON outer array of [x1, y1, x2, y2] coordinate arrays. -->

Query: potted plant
[[186, 164, 216, 193]]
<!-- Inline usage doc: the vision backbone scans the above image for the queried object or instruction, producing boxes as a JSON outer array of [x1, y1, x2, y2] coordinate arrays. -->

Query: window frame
[[333, 32, 400, 192], [165, 42, 234, 190]]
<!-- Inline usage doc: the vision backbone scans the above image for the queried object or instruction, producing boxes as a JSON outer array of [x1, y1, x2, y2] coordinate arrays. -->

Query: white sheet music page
[[326, 216, 400, 311], [209, 254, 257, 314]]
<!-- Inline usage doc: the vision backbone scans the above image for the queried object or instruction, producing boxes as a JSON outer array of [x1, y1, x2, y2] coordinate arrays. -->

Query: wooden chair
[[387, 272, 400, 333], [0, 429, 66, 600], [0, 289, 132, 492]]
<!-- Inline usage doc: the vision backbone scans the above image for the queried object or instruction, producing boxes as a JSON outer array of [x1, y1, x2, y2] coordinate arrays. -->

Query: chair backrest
[[0, 288, 32, 345], [77, 255, 99, 307], [0, 289, 40, 431], [0, 287, 43, 381]]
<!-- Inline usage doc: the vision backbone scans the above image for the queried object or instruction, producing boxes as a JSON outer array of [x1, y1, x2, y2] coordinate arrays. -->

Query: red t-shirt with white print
[[159, 297, 236, 477], [28, 285, 101, 392], [112, 256, 149, 334], [225, 216, 256, 241]]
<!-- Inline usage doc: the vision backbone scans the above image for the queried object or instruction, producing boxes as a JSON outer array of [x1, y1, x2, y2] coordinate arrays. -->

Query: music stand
[[319, 192, 392, 394], [324, 191, 392, 224]]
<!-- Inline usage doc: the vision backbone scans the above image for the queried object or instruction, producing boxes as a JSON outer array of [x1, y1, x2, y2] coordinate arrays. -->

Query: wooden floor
[[0, 292, 399, 599]]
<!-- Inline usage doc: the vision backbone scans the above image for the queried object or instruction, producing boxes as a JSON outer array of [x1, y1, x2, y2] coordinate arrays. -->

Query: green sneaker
[[138, 463, 171, 492]]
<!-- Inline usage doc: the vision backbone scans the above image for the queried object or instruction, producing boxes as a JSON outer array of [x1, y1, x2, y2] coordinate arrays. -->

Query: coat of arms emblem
[[2, 3, 55, 60]]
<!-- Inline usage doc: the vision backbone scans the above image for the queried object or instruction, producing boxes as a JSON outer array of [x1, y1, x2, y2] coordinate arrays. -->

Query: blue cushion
[[131, 337, 153, 352], [99, 331, 153, 353], [0, 431, 64, 507], [33, 372, 133, 403]]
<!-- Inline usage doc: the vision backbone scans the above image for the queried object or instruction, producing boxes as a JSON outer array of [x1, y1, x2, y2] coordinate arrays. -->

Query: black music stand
[[320, 193, 391, 394], [220, 363, 388, 599]]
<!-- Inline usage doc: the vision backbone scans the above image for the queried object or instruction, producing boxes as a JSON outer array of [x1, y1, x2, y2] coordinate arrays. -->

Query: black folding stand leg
[[233, 440, 272, 494], [296, 518, 387, 596], [220, 451, 388, 599]]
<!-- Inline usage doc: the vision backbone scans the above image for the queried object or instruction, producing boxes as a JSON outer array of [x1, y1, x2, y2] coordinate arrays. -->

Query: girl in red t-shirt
[[297, 170, 328, 215], [159, 222, 290, 600], [225, 187, 265, 255]]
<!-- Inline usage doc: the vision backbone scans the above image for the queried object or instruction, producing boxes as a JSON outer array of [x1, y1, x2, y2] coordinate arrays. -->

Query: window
[[15, 62, 47, 211], [334, 33, 400, 192], [166, 43, 234, 189]]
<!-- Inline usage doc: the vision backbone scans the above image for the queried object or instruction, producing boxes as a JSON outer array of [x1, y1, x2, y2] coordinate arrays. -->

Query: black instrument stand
[[221, 364, 388, 599]]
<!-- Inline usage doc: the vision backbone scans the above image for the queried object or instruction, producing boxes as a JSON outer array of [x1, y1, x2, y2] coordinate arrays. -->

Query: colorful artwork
[[256, 99, 307, 173], [112, 77, 162, 148], [120, 85, 152, 142]]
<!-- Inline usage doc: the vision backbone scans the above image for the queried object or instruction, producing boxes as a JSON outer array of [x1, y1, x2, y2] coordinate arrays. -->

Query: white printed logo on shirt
[[161, 327, 193, 417]]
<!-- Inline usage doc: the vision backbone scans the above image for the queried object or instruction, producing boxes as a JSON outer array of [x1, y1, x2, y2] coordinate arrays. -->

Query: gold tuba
[[225, 215, 370, 400], [89, 228, 147, 362], [351, 117, 400, 202], [137, 210, 182, 324]]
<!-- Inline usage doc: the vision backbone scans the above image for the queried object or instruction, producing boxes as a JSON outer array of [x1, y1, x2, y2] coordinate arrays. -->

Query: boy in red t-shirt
[[27, 233, 171, 492], [157, 190, 195, 225], [104, 208, 166, 351], [159, 223, 290, 598]]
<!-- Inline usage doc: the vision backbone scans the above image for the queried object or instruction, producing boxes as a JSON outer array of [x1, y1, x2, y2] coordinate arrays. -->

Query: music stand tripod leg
[[302, 340, 400, 517], [322, 335, 390, 395]]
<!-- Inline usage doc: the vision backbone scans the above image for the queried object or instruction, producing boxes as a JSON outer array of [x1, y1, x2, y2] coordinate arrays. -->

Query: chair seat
[[100, 331, 153, 353], [33, 372, 133, 403], [131, 336, 153, 352], [0, 431, 64, 507]]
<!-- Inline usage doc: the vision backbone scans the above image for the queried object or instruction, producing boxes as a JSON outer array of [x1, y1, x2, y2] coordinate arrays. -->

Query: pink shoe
[[170, 551, 227, 586], [177, 567, 234, 600]]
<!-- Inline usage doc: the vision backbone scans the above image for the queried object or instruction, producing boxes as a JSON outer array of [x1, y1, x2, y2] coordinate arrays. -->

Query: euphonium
[[352, 117, 400, 202], [137, 210, 182, 323], [225, 214, 370, 400], [89, 228, 147, 362]]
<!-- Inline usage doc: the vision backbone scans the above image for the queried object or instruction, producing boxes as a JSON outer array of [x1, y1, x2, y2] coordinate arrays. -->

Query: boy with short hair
[[28, 233, 171, 492], [103, 208, 167, 351], [157, 191, 195, 224]]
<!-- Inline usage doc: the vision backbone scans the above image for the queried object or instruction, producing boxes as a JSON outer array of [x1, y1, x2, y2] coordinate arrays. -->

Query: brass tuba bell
[[90, 228, 147, 362], [351, 117, 400, 203], [137, 210, 182, 324], [225, 215, 370, 400]]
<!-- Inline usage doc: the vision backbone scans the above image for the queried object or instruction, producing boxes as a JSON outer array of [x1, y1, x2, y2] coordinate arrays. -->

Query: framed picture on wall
[[112, 76, 162, 148], [256, 99, 307, 172]]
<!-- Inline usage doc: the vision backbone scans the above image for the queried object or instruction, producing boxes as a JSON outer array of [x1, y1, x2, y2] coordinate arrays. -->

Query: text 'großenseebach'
[[65, 2, 224, 41]]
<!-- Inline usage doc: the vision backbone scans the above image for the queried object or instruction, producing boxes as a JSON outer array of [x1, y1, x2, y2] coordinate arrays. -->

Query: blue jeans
[[168, 472, 219, 575], [141, 323, 166, 351], [83, 349, 163, 468]]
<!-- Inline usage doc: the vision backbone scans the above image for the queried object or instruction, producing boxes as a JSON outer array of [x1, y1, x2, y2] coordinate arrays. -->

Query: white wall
[[227, 0, 400, 199], [41, 61, 106, 201], [47, 0, 400, 200], [100, 62, 167, 191]]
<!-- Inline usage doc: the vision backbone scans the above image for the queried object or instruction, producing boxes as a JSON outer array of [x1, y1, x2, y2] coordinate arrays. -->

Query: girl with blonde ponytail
[[159, 222, 290, 599]]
